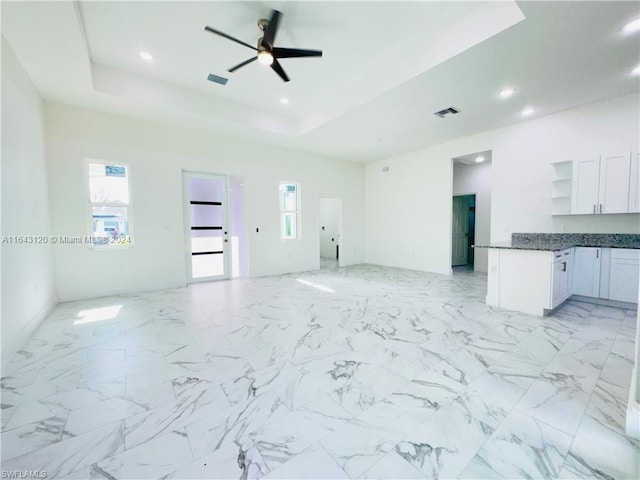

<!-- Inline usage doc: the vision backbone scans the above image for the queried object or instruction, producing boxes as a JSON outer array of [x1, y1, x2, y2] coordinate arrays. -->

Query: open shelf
[[551, 160, 573, 178], [551, 161, 573, 215]]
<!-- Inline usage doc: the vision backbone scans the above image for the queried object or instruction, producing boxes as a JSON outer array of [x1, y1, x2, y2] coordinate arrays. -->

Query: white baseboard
[[570, 295, 637, 310], [1, 297, 57, 367]]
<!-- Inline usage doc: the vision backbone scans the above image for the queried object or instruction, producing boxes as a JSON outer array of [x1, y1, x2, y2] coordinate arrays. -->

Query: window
[[279, 182, 300, 240], [88, 162, 131, 246]]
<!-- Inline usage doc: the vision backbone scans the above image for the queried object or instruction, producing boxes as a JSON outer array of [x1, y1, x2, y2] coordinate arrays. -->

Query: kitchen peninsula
[[477, 233, 640, 316]]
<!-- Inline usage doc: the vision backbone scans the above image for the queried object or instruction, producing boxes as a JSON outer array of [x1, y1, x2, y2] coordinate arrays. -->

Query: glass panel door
[[184, 173, 229, 282]]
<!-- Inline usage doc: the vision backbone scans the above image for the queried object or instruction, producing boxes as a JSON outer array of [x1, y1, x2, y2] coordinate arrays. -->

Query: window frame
[[85, 159, 134, 249], [279, 181, 300, 241]]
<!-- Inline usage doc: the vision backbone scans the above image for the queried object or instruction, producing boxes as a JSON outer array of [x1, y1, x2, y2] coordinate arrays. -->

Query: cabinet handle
[[562, 261, 566, 272], [599, 204, 603, 213], [593, 204, 596, 214], [596, 249, 599, 259]]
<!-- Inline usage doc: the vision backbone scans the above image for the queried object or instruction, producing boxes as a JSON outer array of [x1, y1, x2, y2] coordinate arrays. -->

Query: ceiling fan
[[204, 9, 322, 83]]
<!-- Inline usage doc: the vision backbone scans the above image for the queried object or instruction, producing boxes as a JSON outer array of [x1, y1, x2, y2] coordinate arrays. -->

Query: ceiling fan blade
[[262, 9, 281, 49], [270, 59, 290, 82], [272, 47, 323, 59], [204, 26, 257, 51], [228, 56, 258, 72]]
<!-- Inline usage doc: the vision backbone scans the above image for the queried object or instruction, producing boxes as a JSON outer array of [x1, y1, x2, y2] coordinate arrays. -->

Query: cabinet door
[[599, 152, 631, 214], [551, 260, 563, 307], [572, 247, 601, 297], [609, 250, 640, 303], [629, 152, 640, 213], [572, 158, 600, 214], [551, 257, 571, 307], [560, 257, 571, 301]]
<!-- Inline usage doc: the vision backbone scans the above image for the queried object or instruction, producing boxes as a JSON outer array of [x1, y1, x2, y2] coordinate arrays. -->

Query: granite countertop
[[475, 233, 640, 252]]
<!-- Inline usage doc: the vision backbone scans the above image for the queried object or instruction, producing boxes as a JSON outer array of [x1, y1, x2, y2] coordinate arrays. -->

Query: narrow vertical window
[[88, 162, 132, 246], [279, 182, 300, 240]]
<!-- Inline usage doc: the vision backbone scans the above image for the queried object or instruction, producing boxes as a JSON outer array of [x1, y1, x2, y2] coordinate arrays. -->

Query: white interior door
[[319, 197, 342, 261], [452, 196, 469, 266], [184, 172, 229, 282]]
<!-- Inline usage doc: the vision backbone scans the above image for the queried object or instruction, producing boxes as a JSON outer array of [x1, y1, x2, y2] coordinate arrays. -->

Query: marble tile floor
[[1, 264, 638, 479]]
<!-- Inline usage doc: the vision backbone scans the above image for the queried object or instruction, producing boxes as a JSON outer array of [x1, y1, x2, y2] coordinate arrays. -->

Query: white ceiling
[[2, 1, 639, 162], [80, 1, 488, 117]]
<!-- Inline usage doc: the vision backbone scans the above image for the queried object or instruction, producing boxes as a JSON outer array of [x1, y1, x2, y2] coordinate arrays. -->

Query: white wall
[[45, 103, 365, 301], [453, 161, 492, 272], [229, 175, 248, 278], [1, 38, 57, 364], [319, 198, 341, 259], [488, 94, 639, 240], [366, 93, 640, 274], [366, 152, 453, 274]]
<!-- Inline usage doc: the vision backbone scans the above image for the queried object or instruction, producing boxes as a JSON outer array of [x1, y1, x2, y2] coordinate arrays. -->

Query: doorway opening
[[451, 149, 492, 274], [318, 196, 343, 269], [452, 194, 476, 270], [183, 171, 247, 283]]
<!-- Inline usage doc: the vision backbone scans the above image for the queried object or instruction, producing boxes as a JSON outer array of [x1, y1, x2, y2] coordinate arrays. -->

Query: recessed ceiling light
[[475, 156, 485, 163], [280, 97, 289, 105], [632, 65, 640, 76], [499, 87, 515, 98], [622, 17, 640, 35], [521, 107, 535, 117], [139, 51, 153, 61]]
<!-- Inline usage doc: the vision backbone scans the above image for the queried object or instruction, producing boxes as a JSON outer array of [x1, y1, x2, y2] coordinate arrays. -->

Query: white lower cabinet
[[608, 249, 640, 303], [572, 247, 601, 297], [551, 250, 572, 308], [487, 246, 638, 316], [486, 248, 572, 316], [571, 247, 639, 303]]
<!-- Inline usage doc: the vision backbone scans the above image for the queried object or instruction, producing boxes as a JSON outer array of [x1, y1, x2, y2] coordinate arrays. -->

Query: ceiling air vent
[[207, 73, 228, 85], [434, 106, 460, 118]]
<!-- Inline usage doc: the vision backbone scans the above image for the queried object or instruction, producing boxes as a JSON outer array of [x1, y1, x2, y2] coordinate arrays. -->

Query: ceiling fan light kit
[[204, 9, 322, 83], [257, 49, 274, 66]]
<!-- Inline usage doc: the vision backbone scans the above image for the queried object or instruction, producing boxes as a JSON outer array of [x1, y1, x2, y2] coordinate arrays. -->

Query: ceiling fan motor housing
[[257, 18, 269, 32]]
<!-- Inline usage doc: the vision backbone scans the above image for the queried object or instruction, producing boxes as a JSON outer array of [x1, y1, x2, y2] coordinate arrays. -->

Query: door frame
[[318, 195, 344, 267], [182, 170, 231, 283]]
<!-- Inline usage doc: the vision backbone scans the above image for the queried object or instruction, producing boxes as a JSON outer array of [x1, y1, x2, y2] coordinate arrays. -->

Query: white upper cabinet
[[570, 152, 632, 215], [629, 152, 640, 213], [571, 157, 600, 214], [599, 153, 631, 214]]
